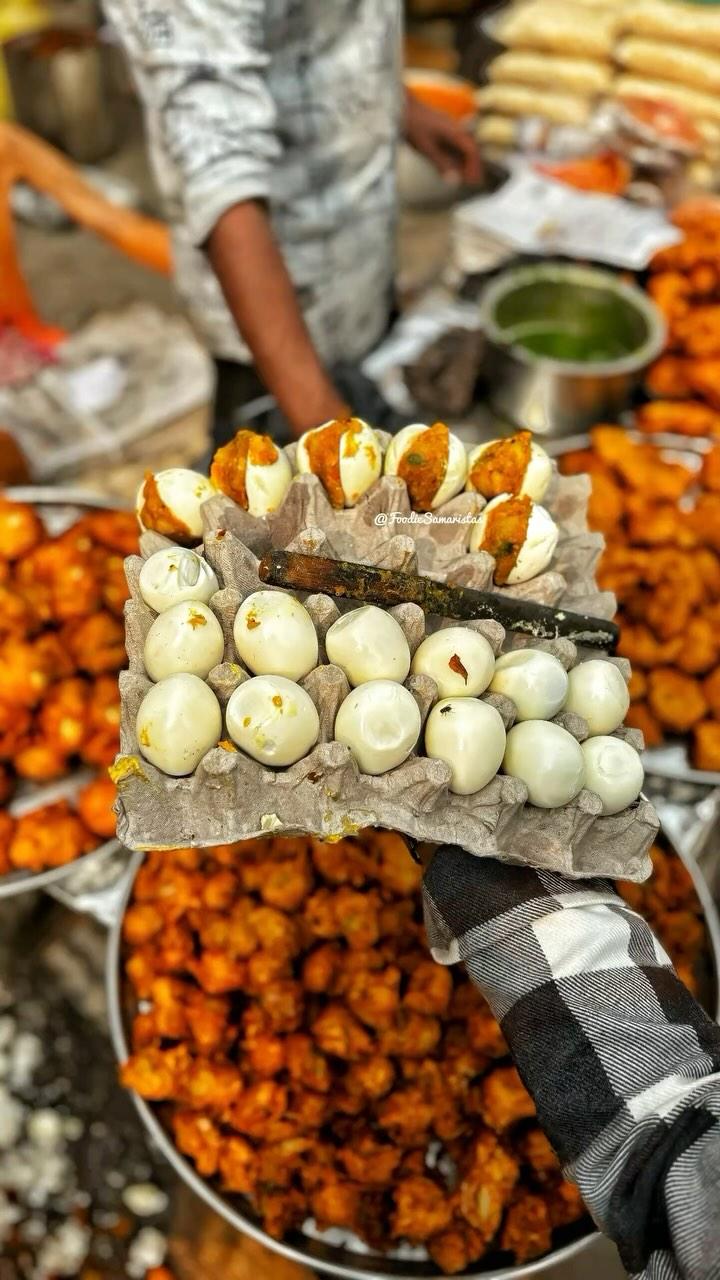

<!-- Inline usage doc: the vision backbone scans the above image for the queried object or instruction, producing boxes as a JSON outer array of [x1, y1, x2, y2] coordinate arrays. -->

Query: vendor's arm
[[102, 0, 348, 437], [423, 846, 720, 1280]]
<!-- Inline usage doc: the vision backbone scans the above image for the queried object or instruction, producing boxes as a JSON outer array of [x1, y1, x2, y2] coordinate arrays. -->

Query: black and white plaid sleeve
[[423, 845, 720, 1280]]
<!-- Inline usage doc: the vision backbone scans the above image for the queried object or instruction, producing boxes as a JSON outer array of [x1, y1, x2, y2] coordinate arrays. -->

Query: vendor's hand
[[403, 92, 482, 186]]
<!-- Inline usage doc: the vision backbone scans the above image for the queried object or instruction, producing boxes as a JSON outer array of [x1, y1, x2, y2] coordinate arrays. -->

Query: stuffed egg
[[136, 469, 216, 543], [296, 418, 382, 508], [466, 430, 552, 503], [384, 422, 467, 511], [210, 429, 292, 516], [469, 494, 559, 585]]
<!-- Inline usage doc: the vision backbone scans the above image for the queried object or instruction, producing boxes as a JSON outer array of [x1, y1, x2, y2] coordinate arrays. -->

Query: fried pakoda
[[77, 775, 118, 840], [648, 669, 708, 733], [8, 800, 95, 871], [500, 1191, 552, 1262], [0, 500, 44, 560]]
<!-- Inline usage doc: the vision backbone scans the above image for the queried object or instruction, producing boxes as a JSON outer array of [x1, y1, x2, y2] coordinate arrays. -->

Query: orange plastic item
[[0, 122, 172, 348], [406, 77, 477, 121], [536, 151, 631, 197]]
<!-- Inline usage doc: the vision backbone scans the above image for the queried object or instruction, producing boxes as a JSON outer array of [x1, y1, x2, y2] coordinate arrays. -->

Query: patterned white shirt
[[104, 0, 403, 363]]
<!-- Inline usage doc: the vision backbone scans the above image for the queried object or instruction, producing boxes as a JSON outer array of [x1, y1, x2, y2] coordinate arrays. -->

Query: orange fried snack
[[647, 669, 708, 734], [8, 800, 95, 871], [77, 775, 118, 839], [635, 399, 720, 437]]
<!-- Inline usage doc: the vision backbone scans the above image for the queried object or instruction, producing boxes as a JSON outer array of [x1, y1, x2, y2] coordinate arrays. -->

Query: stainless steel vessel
[[106, 827, 720, 1280], [480, 263, 666, 439]]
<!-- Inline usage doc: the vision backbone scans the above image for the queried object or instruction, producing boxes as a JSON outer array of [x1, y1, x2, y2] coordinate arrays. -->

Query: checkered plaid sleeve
[[423, 844, 720, 1280]]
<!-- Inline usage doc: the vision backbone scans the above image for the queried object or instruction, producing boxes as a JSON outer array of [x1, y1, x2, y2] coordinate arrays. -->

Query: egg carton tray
[[113, 496, 657, 880], [199, 434, 612, 620]]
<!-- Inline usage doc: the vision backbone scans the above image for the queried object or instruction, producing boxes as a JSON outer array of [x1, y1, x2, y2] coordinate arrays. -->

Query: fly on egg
[[425, 698, 506, 795]]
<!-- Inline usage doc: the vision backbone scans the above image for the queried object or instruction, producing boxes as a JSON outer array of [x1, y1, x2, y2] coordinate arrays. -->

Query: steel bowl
[[479, 263, 667, 439], [106, 831, 720, 1280]]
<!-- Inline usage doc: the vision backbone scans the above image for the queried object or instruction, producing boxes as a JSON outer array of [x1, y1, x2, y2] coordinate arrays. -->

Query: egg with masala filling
[[384, 422, 467, 511], [143, 600, 225, 682], [136, 469, 216, 543], [136, 673, 222, 776], [138, 548, 219, 614], [226, 675, 320, 767], [469, 493, 559, 585], [296, 418, 382, 508], [466, 430, 552, 503], [411, 627, 495, 699], [335, 680, 421, 774], [234, 591, 318, 681], [210, 428, 292, 516]]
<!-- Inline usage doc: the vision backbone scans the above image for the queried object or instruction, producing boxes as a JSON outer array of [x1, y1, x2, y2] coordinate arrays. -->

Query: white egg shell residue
[[491, 649, 569, 722], [234, 591, 319, 681], [136, 674, 222, 777], [384, 423, 468, 509], [582, 736, 644, 816], [296, 419, 382, 507], [325, 606, 411, 687], [411, 628, 495, 699], [425, 698, 506, 795], [564, 660, 630, 736], [136, 469, 216, 539], [334, 680, 422, 775], [143, 601, 225, 682], [139, 548, 219, 614], [469, 494, 559, 584], [466, 437, 552, 502], [245, 446, 293, 516], [226, 675, 320, 767], [503, 720, 585, 808]]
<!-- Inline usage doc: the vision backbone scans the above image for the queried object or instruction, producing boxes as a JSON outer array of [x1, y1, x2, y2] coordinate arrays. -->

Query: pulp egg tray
[[113, 468, 657, 880]]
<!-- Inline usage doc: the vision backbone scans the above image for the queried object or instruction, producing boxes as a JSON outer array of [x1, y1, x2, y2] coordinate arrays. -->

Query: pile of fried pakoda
[[0, 497, 136, 875], [639, 201, 720, 438], [121, 831, 587, 1274], [561, 426, 720, 770]]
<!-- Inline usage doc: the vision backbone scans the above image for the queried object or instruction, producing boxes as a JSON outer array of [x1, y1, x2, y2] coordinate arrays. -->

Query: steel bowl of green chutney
[[479, 261, 666, 438]]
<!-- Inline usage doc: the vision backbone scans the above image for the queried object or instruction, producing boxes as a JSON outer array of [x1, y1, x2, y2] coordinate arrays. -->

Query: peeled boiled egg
[[581, 736, 644, 816], [226, 675, 320, 767], [296, 418, 382, 508], [491, 649, 569, 721], [425, 698, 506, 795], [138, 548, 219, 615], [411, 628, 495, 699], [384, 422, 468, 511], [325, 607, 411, 687], [233, 591, 318, 681], [466, 431, 552, 503], [564, 660, 630, 736], [503, 720, 585, 808], [335, 680, 421, 775], [210, 429, 292, 516], [469, 494, 559, 585], [136, 673, 222, 776], [136, 469, 216, 542], [143, 600, 225, 682]]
